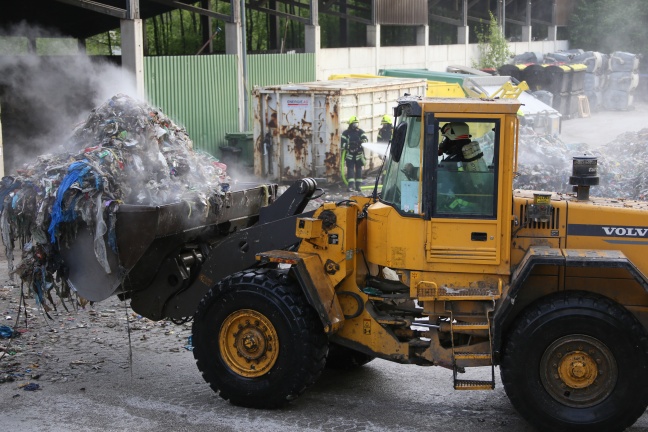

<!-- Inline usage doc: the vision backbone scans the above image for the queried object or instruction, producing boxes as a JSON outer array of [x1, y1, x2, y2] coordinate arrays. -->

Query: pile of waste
[[0, 94, 229, 313], [514, 125, 648, 200], [514, 125, 573, 192], [593, 128, 648, 200]]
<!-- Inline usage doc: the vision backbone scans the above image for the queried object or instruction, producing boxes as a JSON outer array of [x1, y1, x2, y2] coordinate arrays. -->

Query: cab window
[[433, 120, 498, 218], [380, 115, 422, 214]]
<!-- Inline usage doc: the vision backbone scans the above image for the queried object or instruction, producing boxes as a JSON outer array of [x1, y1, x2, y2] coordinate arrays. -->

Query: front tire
[[501, 291, 648, 432], [192, 269, 328, 408]]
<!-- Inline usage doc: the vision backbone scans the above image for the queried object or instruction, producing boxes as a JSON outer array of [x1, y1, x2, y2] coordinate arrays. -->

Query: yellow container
[[425, 81, 465, 98], [328, 75, 465, 98]]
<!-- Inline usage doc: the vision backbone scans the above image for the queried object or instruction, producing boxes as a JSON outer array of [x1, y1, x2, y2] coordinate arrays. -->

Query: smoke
[[0, 24, 137, 172]]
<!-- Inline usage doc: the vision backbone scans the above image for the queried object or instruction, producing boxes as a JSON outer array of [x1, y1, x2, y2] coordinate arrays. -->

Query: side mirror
[[390, 122, 407, 163]]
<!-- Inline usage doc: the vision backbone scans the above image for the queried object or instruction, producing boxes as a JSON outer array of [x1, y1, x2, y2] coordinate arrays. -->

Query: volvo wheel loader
[[117, 96, 648, 432]]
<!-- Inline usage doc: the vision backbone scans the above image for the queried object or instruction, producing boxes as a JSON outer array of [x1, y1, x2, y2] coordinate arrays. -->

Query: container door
[[312, 94, 327, 180], [278, 93, 313, 182]]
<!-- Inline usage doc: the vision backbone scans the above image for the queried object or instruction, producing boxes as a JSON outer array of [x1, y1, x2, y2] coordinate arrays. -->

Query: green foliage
[[146, 9, 205, 55], [472, 11, 512, 70], [568, 0, 648, 54], [86, 31, 120, 55]]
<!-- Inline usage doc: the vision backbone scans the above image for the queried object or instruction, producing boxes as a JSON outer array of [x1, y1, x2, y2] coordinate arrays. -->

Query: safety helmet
[[348, 115, 359, 125], [381, 115, 392, 124], [441, 122, 471, 140]]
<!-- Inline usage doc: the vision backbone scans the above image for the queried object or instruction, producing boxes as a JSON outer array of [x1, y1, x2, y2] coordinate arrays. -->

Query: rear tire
[[326, 343, 375, 370], [192, 269, 328, 408], [501, 291, 648, 432]]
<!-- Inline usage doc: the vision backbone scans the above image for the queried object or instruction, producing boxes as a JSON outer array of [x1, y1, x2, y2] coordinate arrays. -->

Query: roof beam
[[54, 0, 127, 19], [248, 6, 310, 24], [429, 13, 462, 27], [148, 0, 232, 21]]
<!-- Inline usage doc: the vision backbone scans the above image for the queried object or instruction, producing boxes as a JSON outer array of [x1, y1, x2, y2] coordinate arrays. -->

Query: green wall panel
[[145, 55, 238, 157], [144, 53, 315, 158]]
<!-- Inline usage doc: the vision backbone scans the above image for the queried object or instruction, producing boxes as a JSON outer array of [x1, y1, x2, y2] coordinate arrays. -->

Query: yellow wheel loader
[[188, 97, 648, 432]]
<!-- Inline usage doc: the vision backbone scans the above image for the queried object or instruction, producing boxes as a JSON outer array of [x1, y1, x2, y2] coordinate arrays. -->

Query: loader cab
[[381, 109, 499, 219], [369, 97, 519, 273]]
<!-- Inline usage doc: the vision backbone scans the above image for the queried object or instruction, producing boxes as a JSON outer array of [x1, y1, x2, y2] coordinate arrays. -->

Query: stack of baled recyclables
[[252, 77, 427, 184]]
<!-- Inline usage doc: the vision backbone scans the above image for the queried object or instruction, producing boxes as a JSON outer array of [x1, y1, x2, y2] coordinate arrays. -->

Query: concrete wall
[[317, 40, 570, 80]]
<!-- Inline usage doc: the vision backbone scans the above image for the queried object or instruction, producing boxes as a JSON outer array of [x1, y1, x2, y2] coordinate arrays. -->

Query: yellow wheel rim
[[219, 309, 279, 378], [557, 350, 598, 389], [540, 334, 617, 408]]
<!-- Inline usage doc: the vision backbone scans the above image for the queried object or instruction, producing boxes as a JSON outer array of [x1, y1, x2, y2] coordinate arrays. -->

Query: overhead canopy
[[0, 1, 184, 40], [2, 0, 573, 42]]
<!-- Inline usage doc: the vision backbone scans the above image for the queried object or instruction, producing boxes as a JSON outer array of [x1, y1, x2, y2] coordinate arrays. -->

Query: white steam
[[0, 24, 137, 172]]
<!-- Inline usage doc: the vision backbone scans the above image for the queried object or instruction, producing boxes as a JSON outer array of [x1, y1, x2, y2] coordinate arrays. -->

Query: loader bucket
[[60, 183, 275, 302]]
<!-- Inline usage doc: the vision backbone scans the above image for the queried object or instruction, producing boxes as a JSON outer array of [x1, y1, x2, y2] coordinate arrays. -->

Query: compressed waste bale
[[572, 51, 604, 74], [609, 52, 640, 73], [513, 52, 540, 65]]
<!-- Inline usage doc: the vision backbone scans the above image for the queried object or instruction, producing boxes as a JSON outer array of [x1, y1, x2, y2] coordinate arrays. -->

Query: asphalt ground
[[0, 251, 533, 432], [3, 230, 648, 431], [558, 100, 648, 148]]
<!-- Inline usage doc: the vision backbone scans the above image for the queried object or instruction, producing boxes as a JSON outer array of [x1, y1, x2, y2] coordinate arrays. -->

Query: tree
[[568, 0, 648, 55], [86, 31, 120, 55], [472, 11, 512, 70]]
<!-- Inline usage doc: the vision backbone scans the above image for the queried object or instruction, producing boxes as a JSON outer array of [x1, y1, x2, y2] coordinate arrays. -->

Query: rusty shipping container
[[252, 77, 427, 183]]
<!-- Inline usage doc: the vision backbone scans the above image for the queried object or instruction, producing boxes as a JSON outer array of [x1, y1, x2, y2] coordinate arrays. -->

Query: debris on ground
[[0, 325, 15, 339], [0, 283, 194, 387], [0, 94, 231, 312]]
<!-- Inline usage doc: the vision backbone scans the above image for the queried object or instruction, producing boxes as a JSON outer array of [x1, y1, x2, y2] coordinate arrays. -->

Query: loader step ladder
[[448, 303, 495, 391]]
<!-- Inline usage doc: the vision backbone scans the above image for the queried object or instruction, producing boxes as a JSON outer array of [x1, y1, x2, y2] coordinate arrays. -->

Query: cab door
[[424, 114, 504, 268]]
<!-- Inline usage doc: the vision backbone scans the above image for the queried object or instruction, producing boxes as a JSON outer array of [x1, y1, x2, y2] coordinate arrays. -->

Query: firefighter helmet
[[348, 115, 359, 125], [381, 115, 392, 124], [441, 122, 471, 140]]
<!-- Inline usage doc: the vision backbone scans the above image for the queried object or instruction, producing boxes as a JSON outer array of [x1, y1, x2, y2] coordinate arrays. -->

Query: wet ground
[[0, 248, 531, 432], [3, 244, 648, 431]]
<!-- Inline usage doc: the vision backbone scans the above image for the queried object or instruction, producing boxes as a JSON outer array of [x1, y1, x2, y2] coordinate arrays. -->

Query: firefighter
[[438, 122, 473, 162], [437, 122, 488, 212], [341, 115, 368, 192], [377, 114, 393, 143]]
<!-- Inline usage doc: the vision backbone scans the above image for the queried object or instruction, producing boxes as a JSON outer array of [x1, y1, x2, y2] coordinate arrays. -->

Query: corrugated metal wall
[[376, 0, 428, 26], [145, 55, 238, 157], [145, 53, 315, 158], [248, 54, 316, 90]]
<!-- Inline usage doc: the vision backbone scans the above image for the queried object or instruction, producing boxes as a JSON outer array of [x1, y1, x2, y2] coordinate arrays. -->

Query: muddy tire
[[500, 291, 648, 432], [326, 343, 375, 370], [192, 269, 328, 408]]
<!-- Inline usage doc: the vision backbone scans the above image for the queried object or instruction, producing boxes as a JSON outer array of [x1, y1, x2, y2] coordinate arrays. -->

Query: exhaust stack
[[569, 156, 599, 201]]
